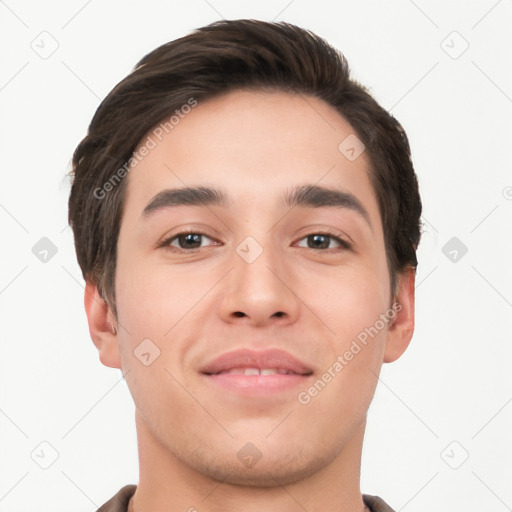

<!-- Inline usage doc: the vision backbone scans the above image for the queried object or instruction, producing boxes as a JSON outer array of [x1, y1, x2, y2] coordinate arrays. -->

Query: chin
[[185, 443, 338, 488]]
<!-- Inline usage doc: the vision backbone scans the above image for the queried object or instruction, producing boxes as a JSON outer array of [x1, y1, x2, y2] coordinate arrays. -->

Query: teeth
[[217, 368, 296, 376]]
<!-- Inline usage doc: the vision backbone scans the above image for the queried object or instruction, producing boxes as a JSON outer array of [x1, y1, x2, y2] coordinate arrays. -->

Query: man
[[68, 19, 422, 512]]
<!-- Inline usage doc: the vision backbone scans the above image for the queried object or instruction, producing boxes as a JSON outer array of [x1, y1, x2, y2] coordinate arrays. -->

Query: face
[[99, 90, 411, 486]]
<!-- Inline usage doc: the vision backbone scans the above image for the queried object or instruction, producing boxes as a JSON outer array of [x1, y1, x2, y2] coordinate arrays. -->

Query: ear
[[84, 281, 122, 369], [383, 268, 416, 363]]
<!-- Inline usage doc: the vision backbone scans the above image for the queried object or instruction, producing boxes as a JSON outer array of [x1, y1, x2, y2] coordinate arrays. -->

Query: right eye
[[160, 231, 220, 251]]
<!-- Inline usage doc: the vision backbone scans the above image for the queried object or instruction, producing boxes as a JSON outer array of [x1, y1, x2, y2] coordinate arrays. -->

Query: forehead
[[122, 90, 381, 226]]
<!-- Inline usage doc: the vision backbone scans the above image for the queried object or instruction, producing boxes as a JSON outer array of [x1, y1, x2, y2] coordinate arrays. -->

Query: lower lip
[[201, 373, 311, 395]]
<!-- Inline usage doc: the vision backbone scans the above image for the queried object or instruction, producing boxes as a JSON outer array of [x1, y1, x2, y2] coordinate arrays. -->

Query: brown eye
[[165, 232, 215, 250], [296, 233, 351, 250]]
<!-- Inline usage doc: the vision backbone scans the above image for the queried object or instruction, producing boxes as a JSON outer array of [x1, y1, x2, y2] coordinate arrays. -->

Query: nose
[[218, 237, 301, 327]]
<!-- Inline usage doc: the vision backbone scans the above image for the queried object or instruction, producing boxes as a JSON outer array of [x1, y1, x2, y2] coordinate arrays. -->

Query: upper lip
[[200, 348, 313, 375]]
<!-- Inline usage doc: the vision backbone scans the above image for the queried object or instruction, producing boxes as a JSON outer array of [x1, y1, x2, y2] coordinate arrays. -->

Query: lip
[[199, 348, 313, 375], [199, 348, 313, 396]]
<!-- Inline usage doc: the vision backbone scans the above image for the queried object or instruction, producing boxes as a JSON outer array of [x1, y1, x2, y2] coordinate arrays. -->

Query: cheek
[[314, 261, 390, 343], [115, 254, 185, 336], [298, 273, 389, 425], [113, 257, 189, 425], [114, 254, 209, 384]]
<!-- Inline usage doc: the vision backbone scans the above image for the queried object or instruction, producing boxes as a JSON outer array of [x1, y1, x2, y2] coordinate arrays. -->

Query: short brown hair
[[68, 19, 422, 314]]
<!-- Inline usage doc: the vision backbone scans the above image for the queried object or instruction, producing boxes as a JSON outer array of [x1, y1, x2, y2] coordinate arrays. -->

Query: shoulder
[[363, 494, 396, 512], [96, 485, 137, 512]]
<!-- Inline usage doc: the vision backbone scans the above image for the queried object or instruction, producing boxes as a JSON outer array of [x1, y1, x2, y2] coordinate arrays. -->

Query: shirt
[[96, 485, 396, 512]]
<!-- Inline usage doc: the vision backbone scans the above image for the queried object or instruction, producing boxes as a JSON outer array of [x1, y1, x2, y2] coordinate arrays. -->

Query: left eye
[[295, 233, 350, 250]]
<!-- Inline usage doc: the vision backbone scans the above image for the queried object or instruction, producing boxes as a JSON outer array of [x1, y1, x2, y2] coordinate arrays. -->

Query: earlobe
[[383, 268, 416, 363], [84, 281, 122, 369]]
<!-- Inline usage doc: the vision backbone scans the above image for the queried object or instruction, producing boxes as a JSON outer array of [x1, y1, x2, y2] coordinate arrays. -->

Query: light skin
[[85, 90, 415, 512]]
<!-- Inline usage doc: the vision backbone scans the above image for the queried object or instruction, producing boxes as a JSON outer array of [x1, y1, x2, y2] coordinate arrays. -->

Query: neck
[[129, 410, 368, 512]]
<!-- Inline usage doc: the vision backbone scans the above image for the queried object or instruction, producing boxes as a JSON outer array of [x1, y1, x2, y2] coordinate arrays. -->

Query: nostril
[[233, 311, 245, 318]]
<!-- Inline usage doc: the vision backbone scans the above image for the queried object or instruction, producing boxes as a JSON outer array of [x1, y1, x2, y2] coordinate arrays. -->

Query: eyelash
[[159, 230, 352, 252]]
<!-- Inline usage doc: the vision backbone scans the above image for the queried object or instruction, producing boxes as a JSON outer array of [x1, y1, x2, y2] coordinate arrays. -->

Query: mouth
[[211, 368, 305, 376], [199, 348, 313, 395]]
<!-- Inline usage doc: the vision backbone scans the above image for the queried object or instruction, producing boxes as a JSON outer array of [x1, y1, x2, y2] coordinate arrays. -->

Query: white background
[[1, 1, 511, 510]]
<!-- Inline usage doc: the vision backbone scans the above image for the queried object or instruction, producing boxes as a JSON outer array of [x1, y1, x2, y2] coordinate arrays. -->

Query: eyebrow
[[142, 186, 229, 216], [283, 184, 371, 228], [142, 184, 372, 229]]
